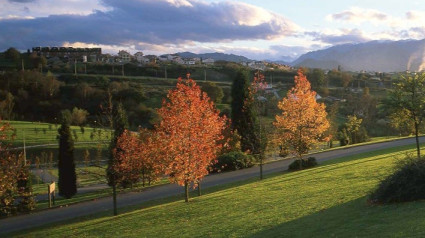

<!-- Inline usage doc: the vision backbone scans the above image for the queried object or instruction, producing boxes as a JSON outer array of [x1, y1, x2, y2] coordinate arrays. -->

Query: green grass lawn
[[2, 120, 111, 165], [12, 144, 425, 237], [3, 120, 111, 146], [48, 166, 107, 187]]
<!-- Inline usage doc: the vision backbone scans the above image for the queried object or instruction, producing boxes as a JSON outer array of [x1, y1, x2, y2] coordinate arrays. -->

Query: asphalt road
[[1, 136, 424, 235]]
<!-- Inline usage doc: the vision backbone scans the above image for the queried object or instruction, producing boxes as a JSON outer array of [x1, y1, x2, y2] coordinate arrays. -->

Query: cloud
[[0, 0, 298, 51], [406, 10, 425, 20], [0, 0, 110, 19], [8, 0, 36, 3], [306, 29, 370, 45], [270, 45, 309, 57], [328, 7, 388, 25]]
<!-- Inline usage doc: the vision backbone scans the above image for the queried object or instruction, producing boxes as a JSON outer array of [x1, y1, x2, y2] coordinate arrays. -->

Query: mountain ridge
[[293, 39, 425, 72]]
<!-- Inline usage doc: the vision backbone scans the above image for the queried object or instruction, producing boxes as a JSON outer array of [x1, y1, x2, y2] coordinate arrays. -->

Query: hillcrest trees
[[386, 73, 425, 158], [231, 69, 260, 155], [274, 70, 330, 169], [156, 76, 227, 202]]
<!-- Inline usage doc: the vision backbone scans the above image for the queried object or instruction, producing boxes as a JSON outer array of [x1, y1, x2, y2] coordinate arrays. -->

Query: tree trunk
[[415, 122, 421, 158], [184, 181, 189, 202], [197, 182, 201, 196], [260, 156, 263, 180], [112, 184, 117, 216], [299, 155, 303, 170]]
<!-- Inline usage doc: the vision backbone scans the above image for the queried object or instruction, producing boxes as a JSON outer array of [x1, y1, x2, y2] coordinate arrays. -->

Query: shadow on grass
[[249, 196, 425, 238]]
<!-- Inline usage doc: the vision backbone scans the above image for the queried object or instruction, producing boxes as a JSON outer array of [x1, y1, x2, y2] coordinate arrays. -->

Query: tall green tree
[[231, 69, 260, 154], [387, 73, 425, 158], [201, 82, 224, 103], [106, 102, 129, 215], [4, 47, 21, 64], [308, 68, 326, 88], [57, 111, 77, 199]]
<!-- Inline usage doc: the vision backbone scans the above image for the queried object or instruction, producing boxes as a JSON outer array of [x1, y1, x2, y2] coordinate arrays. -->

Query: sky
[[1, 0, 425, 61]]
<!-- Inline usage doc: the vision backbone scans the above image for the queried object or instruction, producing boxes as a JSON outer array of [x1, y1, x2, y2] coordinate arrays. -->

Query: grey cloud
[[269, 45, 323, 62], [8, 0, 37, 3], [306, 29, 369, 45], [331, 9, 387, 22], [270, 45, 309, 54], [0, 0, 297, 50]]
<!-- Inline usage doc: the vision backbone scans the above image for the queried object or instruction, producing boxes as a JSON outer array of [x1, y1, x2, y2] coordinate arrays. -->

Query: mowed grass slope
[[3, 120, 111, 146], [13, 144, 425, 237], [2, 120, 111, 164]]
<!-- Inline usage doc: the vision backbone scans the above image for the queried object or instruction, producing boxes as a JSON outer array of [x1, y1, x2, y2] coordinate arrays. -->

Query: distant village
[[31, 46, 293, 71]]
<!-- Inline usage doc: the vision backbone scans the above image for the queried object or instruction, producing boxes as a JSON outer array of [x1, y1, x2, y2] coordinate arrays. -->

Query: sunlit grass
[[13, 144, 425, 237]]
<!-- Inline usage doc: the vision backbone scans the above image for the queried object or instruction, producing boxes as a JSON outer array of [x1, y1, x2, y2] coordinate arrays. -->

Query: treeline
[[0, 70, 157, 129]]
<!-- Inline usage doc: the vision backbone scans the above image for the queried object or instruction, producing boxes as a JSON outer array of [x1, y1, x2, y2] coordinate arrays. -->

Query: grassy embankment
[[12, 143, 425, 237], [4, 120, 111, 162], [3, 121, 111, 195]]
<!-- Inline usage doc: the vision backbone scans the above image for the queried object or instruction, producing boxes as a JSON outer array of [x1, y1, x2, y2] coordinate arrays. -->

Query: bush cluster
[[211, 151, 255, 173], [370, 157, 425, 204], [288, 157, 317, 171]]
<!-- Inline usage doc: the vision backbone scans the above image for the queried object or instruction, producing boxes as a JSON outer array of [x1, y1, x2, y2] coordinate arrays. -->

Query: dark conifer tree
[[231, 69, 260, 154], [106, 102, 128, 216], [57, 111, 77, 199]]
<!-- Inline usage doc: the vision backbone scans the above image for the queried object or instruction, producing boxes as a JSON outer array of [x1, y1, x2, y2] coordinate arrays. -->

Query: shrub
[[370, 157, 425, 204], [212, 151, 255, 173], [288, 157, 317, 171]]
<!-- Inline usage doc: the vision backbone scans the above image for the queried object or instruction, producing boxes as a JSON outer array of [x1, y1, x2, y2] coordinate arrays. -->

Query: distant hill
[[292, 39, 425, 72], [176, 52, 251, 63]]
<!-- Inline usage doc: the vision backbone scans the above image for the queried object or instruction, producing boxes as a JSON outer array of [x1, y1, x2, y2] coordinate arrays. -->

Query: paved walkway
[[1, 136, 424, 235]]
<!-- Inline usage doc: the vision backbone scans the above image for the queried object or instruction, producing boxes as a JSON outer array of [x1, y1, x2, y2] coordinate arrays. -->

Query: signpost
[[48, 182, 56, 208]]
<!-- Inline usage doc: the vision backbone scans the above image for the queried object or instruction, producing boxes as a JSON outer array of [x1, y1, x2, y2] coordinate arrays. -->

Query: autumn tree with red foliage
[[0, 120, 35, 216], [156, 76, 227, 202], [137, 128, 164, 186], [112, 129, 164, 188], [111, 130, 142, 188], [0, 121, 15, 215], [274, 70, 330, 169]]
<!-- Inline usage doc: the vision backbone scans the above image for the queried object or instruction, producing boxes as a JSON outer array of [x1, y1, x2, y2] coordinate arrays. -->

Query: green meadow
[[12, 144, 425, 237], [2, 120, 111, 164]]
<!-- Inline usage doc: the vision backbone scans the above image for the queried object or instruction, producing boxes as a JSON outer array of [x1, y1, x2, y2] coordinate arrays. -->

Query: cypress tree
[[106, 102, 128, 216], [231, 69, 260, 154], [58, 111, 77, 199]]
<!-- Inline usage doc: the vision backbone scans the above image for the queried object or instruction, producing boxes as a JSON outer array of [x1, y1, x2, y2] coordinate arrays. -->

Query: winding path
[[1, 136, 424, 235]]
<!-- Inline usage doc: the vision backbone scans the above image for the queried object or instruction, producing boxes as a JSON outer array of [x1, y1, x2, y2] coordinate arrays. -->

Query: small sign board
[[47, 182, 56, 208], [48, 182, 55, 194]]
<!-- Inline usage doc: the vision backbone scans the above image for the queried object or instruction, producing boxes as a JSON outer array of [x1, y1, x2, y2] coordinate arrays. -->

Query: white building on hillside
[[203, 58, 215, 65], [134, 52, 144, 62], [118, 50, 132, 62]]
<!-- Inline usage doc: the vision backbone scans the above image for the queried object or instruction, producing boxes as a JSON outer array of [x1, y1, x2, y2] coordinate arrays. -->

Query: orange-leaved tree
[[111, 130, 142, 188], [0, 120, 16, 216], [274, 70, 330, 169], [156, 76, 227, 202], [0, 119, 35, 216], [138, 128, 163, 187]]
